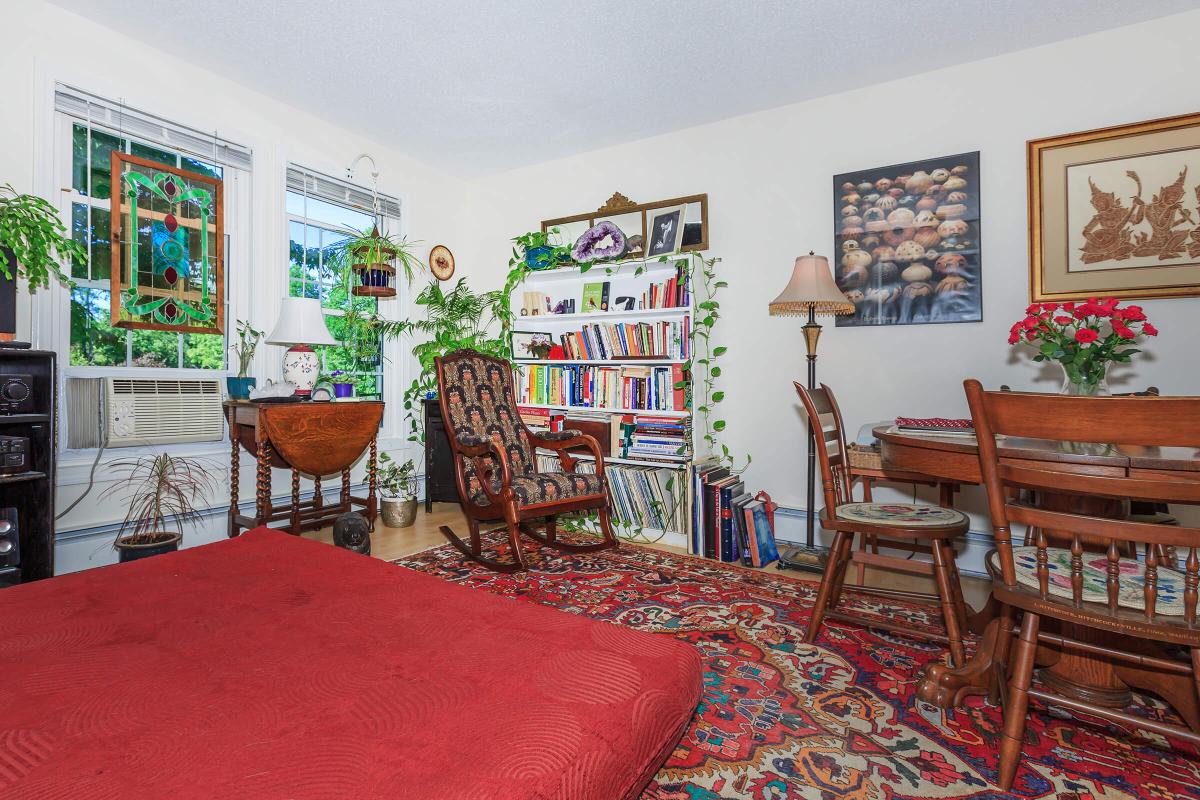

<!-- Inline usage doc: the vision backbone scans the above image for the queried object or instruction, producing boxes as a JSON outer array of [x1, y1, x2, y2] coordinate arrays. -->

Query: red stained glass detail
[[163, 300, 178, 320], [164, 267, 179, 285], [164, 213, 178, 232], [163, 181, 177, 198]]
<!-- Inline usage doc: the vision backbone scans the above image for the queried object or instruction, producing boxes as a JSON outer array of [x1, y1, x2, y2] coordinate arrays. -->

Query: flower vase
[[1059, 363, 1111, 396]]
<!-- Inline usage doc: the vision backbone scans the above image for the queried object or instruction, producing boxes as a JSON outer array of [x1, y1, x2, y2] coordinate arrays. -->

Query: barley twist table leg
[[290, 469, 302, 534], [341, 468, 351, 508], [313, 476, 323, 509], [256, 440, 272, 525], [367, 437, 378, 530], [228, 422, 240, 538]]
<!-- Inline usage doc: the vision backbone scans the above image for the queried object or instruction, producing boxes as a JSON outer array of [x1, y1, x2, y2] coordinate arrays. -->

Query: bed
[[0, 528, 701, 799]]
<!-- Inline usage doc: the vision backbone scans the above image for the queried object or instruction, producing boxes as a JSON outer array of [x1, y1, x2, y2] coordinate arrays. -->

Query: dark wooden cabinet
[[0, 349, 56, 586], [423, 398, 458, 512]]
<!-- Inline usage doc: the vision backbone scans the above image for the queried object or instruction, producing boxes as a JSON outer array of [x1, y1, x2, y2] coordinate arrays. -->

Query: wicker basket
[[846, 443, 882, 470]]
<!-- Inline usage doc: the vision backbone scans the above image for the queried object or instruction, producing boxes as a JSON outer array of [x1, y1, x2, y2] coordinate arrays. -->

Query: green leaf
[[713, 346, 727, 357], [713, 420, 726, 432], [710, 366, 721, 377], [712, 391, 725, 402]]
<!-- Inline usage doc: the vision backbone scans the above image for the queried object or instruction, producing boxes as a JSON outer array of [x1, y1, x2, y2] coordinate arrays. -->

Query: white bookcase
[[510, 257, 697, 549]]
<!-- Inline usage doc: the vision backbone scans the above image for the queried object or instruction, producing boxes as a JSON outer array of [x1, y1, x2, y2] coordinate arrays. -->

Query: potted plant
[[103, 454, 216, 563], [329, 370, 355, 398], [377, 452, 418, 527], [1009, 297, 1158, 395], [513, 228, 573, 271], [227, 319, 263, 399], [0, 183, 86, 342], [343, 226, 425, 297]]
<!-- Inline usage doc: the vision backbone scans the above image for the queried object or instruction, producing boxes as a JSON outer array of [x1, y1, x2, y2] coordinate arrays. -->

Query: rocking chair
[[435, 349, 619, 572]]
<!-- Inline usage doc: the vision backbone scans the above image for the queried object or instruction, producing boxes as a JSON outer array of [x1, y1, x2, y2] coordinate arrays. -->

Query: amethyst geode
[[571, 221, 628, 263]]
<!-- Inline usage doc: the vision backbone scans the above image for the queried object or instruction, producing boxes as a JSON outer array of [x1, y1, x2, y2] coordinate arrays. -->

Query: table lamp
[[267, 297, 338, 397], [768, 253, 855, 570]]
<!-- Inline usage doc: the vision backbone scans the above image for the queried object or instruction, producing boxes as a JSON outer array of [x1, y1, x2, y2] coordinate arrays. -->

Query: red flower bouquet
[[1009, 297, 1157, 395]]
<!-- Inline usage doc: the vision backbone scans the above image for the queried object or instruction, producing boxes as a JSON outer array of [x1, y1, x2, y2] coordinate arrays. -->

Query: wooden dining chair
[[795, 382, 971, 666], [964, 380, 1200, 790]]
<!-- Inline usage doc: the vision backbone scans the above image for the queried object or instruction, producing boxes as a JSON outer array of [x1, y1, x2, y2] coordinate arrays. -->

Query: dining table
[[871, 423, 1200, 730]]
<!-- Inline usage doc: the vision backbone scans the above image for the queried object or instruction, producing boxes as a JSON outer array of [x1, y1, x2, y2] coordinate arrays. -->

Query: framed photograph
[[645, 204, 687, 257], [833, 151, 982, 327], [510, 330, 554, 361], [1029, 112, 1200, 301]]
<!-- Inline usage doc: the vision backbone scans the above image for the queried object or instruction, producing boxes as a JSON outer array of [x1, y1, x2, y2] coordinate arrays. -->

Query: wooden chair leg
[[503, 502, 528, 572], [941, 539, 970, 638], [998, 612, 1040, 791], [827, 533, 855, 609], [931, 538, 967, 668], [597, 505, 618, 549], [805, 531, 849, 644], [855, 535, 870, 586], [989, 605, 1016, 706], [468, 517, 481, 553], [544, 515, 557, 544]]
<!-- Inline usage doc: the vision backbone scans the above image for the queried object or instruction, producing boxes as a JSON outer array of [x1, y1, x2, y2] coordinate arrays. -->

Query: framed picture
[[645, 204, 687, 257], [833, 151, 982, 327], [1029, 112, 1200, 301], [510, 330, 554, 361]]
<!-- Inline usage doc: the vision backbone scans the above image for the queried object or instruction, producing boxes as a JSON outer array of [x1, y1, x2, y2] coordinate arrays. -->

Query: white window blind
[[285, 164, 401, 221], [54, 83, 253, 171]]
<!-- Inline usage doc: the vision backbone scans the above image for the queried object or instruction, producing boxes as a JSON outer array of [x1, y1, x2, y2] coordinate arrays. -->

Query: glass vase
[[1060, 363, 1110, 396]]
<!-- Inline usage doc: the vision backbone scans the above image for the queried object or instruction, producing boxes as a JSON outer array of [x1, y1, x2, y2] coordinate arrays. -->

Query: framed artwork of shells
[[1029, 112, 1200, 301], [833, 151, 982, 327]]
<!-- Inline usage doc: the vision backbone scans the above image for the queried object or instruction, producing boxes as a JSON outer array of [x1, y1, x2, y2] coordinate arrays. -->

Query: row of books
[[690, 458, 780, 567], [514, 364, 686, 413], [642, 263, 691, 309], [556, 319, 690, 361], [614, 413, 690, 462], [536, 454, 682, 533]]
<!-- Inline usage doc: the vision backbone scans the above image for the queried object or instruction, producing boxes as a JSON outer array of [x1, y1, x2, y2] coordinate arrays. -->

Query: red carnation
[[1143, 322, 1158, 336], [1021, 316, 1038, 330], [1072, 305, 1092, 319], [1025, 303, 1042, 315], [1112, 321, 1135, 340], [1041, 302, 1059, 312], [1120, 305, 1146, 322], [1074, 328, 1099, 344], [1053, 315, 1073, 325], [1062, 301, 1076, 312], [1025, 329, 1037, 342], [1008, 332, 1020, 345], [1100, 297, 1120, 310]]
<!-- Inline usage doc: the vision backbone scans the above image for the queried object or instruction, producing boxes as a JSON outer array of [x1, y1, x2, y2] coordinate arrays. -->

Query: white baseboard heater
[[67, 377, 225, 449]]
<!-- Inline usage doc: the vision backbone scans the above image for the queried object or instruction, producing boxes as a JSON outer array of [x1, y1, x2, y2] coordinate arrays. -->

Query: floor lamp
[[768, 253, 855, 571]]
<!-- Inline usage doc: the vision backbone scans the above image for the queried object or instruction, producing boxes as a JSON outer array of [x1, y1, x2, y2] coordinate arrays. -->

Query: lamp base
[[776, 544, 829, 574], [281, 344, 320, 396]]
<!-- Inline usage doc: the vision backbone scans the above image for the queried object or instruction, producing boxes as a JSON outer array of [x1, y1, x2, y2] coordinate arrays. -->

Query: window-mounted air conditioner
[[67, 377, 225, 449]]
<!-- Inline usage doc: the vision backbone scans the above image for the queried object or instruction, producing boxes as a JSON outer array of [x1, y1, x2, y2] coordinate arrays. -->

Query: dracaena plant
[[0, 183, 86, 290], [103, 454, 217, 546], [1009, 297, 1158, 393]]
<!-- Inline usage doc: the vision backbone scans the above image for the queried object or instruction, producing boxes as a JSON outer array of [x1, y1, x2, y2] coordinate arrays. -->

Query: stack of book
[[514, 364, 686, 413], [641, 263, 691, 309], [612, 414, 690, 463], [536, 454, 682, 533], [556, 319, 690, 361], [689, 458, 780, 567], [517, 405, 551, 428]]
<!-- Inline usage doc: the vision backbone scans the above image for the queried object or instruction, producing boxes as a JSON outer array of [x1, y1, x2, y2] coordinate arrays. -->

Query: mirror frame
[[541, 192, 709, 254]]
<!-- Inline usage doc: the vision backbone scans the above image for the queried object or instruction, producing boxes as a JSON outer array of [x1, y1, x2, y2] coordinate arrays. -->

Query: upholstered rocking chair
[[435, 349, 619, 572]]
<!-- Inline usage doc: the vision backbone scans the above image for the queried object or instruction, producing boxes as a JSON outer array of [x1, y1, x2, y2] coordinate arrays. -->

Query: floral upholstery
[[535, 428, 583, 441], [440, 352, 534, 495], [992, 546, 1187, 617], [469, 471, 605, 507], [835, 502, 967, 528]]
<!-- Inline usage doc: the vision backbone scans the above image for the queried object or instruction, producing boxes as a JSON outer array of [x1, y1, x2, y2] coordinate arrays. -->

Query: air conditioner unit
[[67, 377, 225, 448]]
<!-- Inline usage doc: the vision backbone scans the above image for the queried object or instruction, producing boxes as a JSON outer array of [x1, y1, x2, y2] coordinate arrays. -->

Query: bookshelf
[[510, 257, 697, 549]]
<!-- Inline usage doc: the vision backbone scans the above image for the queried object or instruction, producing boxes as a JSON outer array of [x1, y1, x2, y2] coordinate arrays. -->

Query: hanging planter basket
[[350, 237, 398, 298]]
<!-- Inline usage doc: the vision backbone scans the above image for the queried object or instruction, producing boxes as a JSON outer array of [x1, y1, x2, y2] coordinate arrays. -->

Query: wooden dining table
[[872, 424, 1200, 728]]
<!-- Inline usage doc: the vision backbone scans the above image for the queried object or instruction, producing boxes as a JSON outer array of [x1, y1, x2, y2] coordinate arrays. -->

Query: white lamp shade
[[768, 254, 855, 316], [266, 297, 338, 347]]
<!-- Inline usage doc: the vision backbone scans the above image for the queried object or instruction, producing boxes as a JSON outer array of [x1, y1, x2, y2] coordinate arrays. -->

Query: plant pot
[[226, 376, 256, 400], [333, 382, 354, 399], [352, 263, 396, 298], [115, 531, 182, 563], [381, 497, 418, 528]]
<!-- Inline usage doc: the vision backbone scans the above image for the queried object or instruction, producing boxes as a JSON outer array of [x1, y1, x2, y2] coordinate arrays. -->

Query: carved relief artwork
[[1029, 112, 1200, 301], [1068, 152, 1200, 272]]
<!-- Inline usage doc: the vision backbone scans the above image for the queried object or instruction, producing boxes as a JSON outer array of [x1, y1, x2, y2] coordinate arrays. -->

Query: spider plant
[[103, 454, 217, 552], [342, 225, 425, 285]]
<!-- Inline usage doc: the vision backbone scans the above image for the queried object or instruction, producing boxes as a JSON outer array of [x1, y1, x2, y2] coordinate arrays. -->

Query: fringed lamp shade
[[768, 255, 855, 316]]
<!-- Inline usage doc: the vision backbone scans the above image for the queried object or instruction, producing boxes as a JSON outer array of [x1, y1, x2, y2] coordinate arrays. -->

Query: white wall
[[1, 2, 471, 571], [455, 10, 1200, 568]]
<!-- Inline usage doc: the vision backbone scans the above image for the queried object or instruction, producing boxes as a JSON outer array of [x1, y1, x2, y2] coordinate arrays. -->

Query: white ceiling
[[48, 0, 1200, 176]]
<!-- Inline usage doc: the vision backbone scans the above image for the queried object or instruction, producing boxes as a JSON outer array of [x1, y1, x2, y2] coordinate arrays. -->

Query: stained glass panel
[[110, 153, 224, 334]]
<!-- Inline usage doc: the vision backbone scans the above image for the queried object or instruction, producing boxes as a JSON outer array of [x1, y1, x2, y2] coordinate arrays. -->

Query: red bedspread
[[0, 529, 701, 799]]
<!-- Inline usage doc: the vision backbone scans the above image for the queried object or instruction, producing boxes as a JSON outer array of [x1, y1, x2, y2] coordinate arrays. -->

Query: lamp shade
[[266, 297, 338, 347], [768, 254, 855, 316]]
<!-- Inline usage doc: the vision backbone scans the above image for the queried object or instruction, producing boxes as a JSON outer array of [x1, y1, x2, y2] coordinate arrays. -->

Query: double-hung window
[[56, 85, 250, 370], [285, 166, 402, 398]]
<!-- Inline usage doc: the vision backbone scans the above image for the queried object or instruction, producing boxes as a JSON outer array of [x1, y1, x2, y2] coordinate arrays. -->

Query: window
[[57, 86, 249, 370], [286, 166, 402, 399]]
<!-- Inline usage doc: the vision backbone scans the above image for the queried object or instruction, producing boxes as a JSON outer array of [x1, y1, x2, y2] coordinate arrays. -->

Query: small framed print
[[1029, 111, 1200, 301], [645, 204, 687, 257], [510, 330, 554, 361]]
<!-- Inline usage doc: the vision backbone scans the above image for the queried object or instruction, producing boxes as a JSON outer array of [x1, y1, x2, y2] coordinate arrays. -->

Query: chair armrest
[[525, 429, 605, 479], [453, 433, 512, 500]]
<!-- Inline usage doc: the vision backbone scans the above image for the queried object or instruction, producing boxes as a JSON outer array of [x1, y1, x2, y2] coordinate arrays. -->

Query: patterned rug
[[395, 535, 1200, 800]]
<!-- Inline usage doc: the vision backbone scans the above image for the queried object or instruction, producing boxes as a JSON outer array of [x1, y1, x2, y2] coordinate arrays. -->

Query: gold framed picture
[[1028, 111, 1200, 301]]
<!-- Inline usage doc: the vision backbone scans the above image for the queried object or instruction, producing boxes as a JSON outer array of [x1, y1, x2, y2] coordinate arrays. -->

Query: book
[[581, 282, 606, 314], [701, 467, 730, 559], [717, 478, 742, 563], [742, 499, 764, 565], [729, 492, 752, 565], [751, 491, 780, 568]]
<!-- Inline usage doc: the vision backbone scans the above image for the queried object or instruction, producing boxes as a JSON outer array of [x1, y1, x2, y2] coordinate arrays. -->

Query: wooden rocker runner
[[435, 349, 618, 572]]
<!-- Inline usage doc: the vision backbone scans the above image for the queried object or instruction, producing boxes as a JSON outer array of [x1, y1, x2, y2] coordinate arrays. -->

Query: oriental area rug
[[395, 536, 1200, 800]]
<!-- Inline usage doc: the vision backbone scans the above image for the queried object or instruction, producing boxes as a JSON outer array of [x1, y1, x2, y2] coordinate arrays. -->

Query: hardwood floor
[[302, 502, 990, 607]]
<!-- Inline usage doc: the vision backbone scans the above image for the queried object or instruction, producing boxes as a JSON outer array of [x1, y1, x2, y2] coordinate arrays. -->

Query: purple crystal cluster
[[571, 221, 628, 263]]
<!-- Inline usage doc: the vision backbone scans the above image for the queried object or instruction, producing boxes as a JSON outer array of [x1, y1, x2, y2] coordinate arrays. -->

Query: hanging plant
[[0, 183, 85, 290], [513, 228, 573, 271], [342, 226, 425, 298]]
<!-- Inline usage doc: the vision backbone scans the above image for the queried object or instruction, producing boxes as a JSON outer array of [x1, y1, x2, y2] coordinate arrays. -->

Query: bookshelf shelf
[[534, 448, 687, 469], [516, 307, 690, 324], [520, 257, 682, 283], [516, 358, 686, 367], [518, 402, 690, 418]]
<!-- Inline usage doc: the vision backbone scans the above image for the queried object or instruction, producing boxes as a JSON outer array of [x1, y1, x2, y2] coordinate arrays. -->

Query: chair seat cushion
[[991, 546, 1188, 617], [470, 471, 605, 507], [835, 502, 967, 528]]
